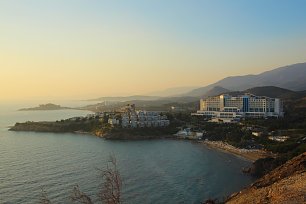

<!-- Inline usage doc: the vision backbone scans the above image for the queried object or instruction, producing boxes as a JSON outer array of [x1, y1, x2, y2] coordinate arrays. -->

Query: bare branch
[[98, 154, 122, 204], [39, 187, 51, 204], [71, 185, 93, 204]]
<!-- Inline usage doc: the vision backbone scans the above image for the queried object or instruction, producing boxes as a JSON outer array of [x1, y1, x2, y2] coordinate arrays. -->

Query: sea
[[0, 101, 255, 204]]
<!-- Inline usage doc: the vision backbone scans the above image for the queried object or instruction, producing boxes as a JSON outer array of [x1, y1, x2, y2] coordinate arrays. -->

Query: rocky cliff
[[226, 152, 306, 204]]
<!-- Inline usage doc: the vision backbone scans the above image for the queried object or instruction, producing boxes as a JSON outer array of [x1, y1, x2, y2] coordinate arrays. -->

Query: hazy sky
[[1, 0, 306, 101]]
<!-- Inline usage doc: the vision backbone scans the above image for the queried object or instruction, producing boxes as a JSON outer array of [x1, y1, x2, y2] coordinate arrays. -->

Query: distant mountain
[[185, 63, 306, 97], [147, 86, 199, 97], [203, 86, 230, 98], [185, 86, 230, 98], [88, 95, 161, 102]]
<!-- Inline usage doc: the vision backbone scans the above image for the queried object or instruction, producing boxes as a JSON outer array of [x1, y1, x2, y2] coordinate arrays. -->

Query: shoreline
[[75, 130, 176, 140], [9, 127, 275, 162], [201, 140, 276, 162]]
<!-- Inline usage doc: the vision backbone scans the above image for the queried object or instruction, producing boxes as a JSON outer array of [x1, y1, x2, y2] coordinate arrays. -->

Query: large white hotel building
[[195, 93, 284, 122]]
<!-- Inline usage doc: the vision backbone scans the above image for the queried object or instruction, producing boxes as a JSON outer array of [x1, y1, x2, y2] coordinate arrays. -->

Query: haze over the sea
[[1, 0, 306, 101]]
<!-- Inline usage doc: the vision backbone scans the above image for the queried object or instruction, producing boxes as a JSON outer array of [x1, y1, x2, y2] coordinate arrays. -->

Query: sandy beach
[[201, 140, 276, 162]]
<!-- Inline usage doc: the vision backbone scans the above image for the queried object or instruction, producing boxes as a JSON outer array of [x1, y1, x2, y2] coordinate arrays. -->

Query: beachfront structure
[[116, 104, 170, 128], [268, 136, 289, 142], [195, 93, 284, 122], [174, 128, 203, 140]]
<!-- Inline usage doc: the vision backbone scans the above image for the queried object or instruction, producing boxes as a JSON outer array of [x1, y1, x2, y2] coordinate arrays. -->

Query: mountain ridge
[[185, 62, 306, 97], [86, 63, 306, 104]]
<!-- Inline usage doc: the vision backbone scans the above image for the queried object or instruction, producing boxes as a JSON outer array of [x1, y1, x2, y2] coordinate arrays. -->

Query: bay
[[0, 102, 254, 203]]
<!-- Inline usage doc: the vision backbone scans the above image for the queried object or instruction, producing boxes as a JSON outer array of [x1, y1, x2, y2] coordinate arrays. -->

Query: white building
[[268, 136, 289, 142], [195, 93, 284, 122], [108, 118, 120, 126], [174, 128, 203, 139], [119, 104, 170, 128]]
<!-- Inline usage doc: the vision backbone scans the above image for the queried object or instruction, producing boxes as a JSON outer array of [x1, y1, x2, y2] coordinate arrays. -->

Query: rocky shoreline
[[77, 130, 176, 140], [226, 153, 306, 204]]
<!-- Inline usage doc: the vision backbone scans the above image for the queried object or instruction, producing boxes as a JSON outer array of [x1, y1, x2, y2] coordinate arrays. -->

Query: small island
[[19, 103, 72, 111]]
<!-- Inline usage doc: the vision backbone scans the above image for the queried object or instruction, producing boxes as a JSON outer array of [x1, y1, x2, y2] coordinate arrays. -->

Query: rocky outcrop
[[226, 152, 306, 204]]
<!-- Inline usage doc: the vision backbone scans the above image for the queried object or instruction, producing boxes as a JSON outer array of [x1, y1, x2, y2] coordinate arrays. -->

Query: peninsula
[[9, 119, 176, 140]]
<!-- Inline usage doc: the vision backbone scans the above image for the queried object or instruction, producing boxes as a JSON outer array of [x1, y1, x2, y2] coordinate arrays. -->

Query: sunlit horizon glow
[[1, 0, 306, 101]]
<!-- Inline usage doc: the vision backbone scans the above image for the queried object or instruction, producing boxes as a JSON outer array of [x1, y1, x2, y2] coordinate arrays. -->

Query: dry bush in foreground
[[98, 155, 122, 204], [40, 155, 122, 204], [39, 188, 51, 204], [71, 185, 93, 204]]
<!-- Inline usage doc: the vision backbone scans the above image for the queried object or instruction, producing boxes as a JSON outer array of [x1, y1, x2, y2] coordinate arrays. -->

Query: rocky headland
[[226, 152, 306, 204]]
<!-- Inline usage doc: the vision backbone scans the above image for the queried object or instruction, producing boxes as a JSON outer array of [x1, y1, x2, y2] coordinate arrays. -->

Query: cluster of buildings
[[194, 93, 284, 123], [109, 104, 170, 128], [72, 93, 285, 129]]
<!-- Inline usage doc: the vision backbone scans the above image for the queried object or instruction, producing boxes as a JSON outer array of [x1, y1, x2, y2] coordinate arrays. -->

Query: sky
[[1, 0, 306, 101]]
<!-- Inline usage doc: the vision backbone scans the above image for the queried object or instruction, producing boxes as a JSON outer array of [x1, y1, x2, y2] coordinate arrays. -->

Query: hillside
[[88, 95, 161, 102], [201, 86, 306, 101], [147, 86, 199, 97], [203, 86, 230, 98], [226, 153, 306, 204], [185, 63, 306, 97], [225, 86, 306, 100], [81, 86, 306, 112], [80, 96, 199, 112], [244, 86, 299, 99]]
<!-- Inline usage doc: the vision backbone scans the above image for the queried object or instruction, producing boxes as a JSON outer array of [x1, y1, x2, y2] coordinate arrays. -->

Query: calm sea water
[[0, 102, 255, 204]]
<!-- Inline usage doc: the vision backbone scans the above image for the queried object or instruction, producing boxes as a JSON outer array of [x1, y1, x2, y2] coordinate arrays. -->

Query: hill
[[147, 86, 199, 97], [244, 86, 298, 99], [185, 63, 306, 97], [197, 86, 306, 101], [225, 86, 306, 99], [203, 86, 230, 98], [81, 96, 199, 112], [88, 95, 161, 102], [226, 153, 306, 204]]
